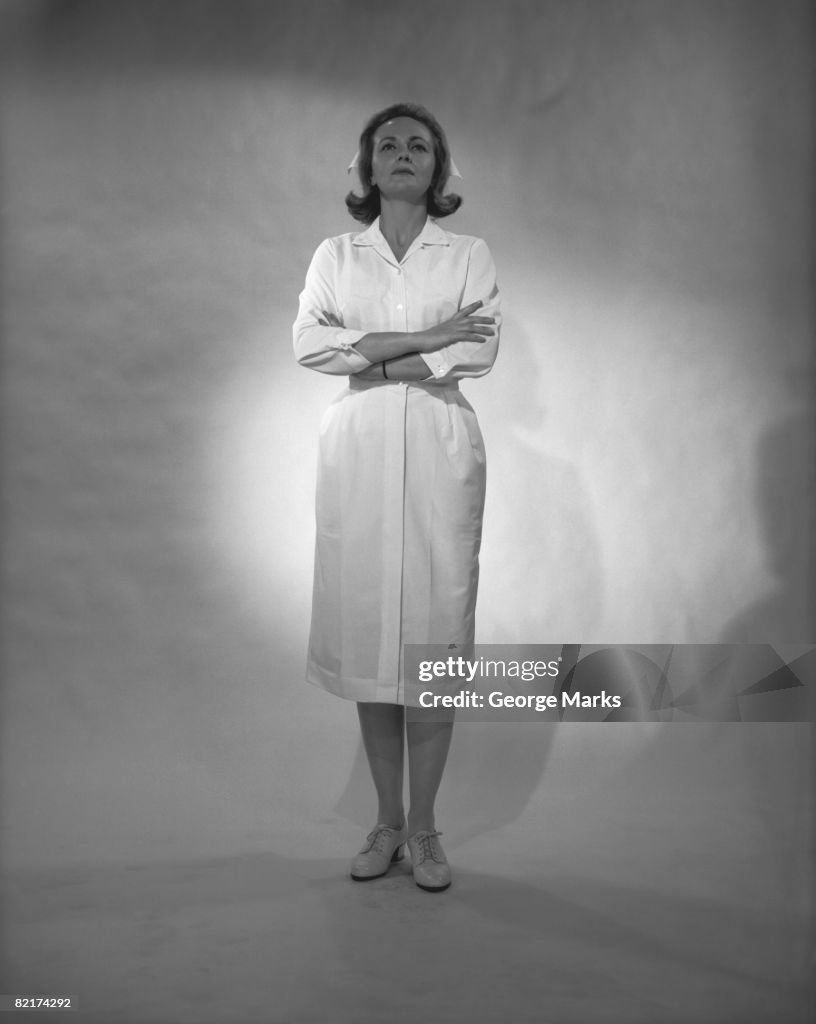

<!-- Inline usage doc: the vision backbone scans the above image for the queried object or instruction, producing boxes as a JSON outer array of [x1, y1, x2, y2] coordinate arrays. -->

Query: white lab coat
[[293, 216, 501, 703]]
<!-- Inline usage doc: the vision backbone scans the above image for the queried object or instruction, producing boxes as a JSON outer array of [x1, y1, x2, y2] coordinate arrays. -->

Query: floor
[[2, 726, 812, 1024]]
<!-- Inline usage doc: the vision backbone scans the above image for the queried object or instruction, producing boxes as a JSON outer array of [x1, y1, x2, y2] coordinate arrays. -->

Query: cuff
[[420, 351, 450, 379], [335, 328, 367, 350]]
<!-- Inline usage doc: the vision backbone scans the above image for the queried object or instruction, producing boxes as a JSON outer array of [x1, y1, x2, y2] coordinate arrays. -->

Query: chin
[[382, 188, 425, 202]]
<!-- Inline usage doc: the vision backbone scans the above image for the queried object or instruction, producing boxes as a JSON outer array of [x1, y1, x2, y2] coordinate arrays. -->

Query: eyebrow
[[377, 135, 431, 144]]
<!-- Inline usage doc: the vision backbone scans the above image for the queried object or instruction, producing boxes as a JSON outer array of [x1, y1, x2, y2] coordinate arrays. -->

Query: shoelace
[[411, 830, 444, 863], [364, 825, 402, 855]]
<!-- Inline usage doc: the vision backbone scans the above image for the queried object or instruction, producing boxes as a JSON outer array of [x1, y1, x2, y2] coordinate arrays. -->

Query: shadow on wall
[[478, 313, 605, 641], [718, 398, 816, 644]]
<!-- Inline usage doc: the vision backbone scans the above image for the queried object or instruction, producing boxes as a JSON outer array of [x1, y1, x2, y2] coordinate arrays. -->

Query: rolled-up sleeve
[[420, 238, 502, 382], [293, 239, 371, 375]]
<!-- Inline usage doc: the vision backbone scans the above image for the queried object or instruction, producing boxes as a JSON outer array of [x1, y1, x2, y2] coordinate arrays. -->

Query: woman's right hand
[[414, 301, 496, 354]]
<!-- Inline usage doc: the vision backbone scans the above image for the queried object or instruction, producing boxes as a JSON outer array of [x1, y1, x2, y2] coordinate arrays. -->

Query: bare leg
[[406, 711, 454, 835], [357, 702, 405, 826]]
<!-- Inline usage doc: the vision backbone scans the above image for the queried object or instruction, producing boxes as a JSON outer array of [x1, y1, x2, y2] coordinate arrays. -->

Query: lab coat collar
[[353, 216, 450, 264]]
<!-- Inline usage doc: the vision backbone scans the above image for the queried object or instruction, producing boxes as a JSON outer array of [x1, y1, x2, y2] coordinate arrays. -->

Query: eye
[[380, 142, 395, 150], [411, 142, 428, 152]]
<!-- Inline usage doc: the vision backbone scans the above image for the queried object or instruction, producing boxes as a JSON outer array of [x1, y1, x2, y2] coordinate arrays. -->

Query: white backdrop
[[1, 0, 812, 870]]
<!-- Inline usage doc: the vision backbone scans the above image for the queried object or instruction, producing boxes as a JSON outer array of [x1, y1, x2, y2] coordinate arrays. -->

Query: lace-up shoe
[[350, 823, 407, 881], [407, 829, 451, 891]]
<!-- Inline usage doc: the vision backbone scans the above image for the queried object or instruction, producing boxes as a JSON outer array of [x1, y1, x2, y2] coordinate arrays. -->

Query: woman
[[293, 103, 501, 891]]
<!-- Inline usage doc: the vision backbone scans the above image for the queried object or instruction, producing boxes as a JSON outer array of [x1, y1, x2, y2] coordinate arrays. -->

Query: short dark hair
[[345, 103, 462, 224]]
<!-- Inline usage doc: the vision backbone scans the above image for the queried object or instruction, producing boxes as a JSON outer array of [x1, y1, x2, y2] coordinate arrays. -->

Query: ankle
[[378, 811, 405, 828], [407, 818, 435, 836]]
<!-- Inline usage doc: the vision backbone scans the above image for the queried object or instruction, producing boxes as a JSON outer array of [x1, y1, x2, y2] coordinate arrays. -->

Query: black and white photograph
[[1, 2, 813, 1022]]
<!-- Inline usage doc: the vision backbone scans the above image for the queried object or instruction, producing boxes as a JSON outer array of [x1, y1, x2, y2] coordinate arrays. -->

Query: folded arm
[[292, 241, 431, 376], [292, 240, 371, 375], [419, 238, 502, 382], [319, 310, 494, 381], [292, 237, 500, 380]]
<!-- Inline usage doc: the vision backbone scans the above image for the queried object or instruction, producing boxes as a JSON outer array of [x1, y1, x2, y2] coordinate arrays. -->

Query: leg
[[405, 710, 454, 835], [357, 702, 405, 826]]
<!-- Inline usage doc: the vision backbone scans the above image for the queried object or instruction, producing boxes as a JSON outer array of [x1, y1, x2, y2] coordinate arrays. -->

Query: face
[[369, 117, 437, 201]]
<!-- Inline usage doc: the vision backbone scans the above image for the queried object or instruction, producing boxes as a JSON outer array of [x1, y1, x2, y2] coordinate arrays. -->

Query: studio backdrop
[[1, 0, 812, 868]]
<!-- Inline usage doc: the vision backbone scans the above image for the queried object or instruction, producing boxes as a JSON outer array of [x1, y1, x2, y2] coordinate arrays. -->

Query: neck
[[378, 198, 428, 252]]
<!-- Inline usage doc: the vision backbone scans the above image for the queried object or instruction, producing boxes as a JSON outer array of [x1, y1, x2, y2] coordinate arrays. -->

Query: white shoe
[[407, 830, 451, 892], [350, 823, 407, 881]]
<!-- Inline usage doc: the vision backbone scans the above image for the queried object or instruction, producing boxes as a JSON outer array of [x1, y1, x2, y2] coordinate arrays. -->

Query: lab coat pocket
[[442, 392, 485, 473]]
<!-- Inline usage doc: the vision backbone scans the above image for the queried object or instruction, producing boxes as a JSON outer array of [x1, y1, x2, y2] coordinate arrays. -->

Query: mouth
[[392, 168, 415, 175]]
